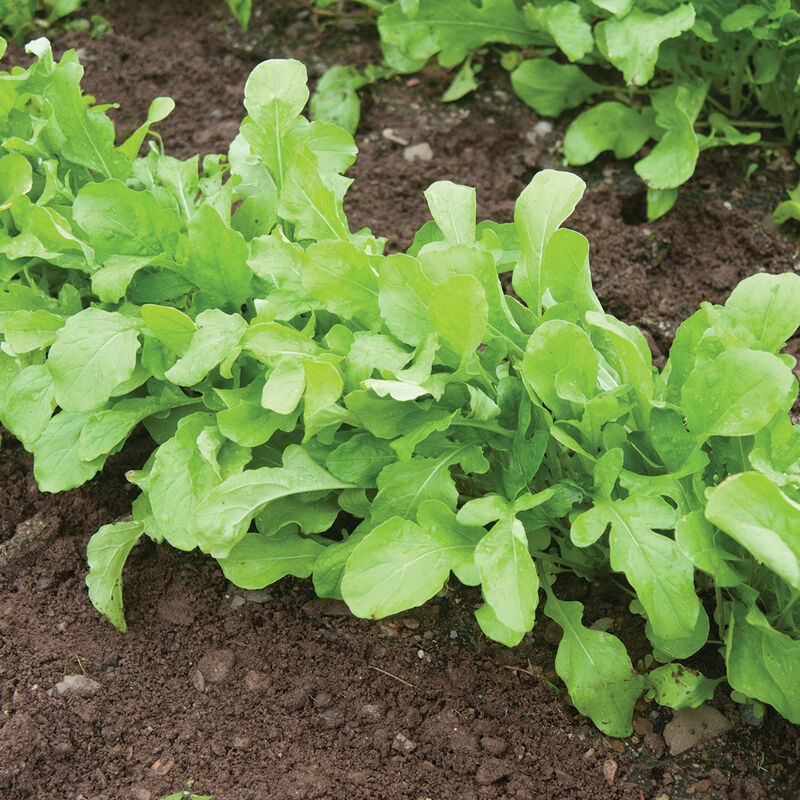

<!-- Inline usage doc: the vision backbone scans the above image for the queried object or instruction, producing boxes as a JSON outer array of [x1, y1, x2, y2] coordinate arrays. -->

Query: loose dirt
[[1, 2, 799, 799]]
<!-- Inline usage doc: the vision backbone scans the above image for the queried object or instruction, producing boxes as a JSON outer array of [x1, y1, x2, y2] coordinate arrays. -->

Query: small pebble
[[131, 788, 152, 800], [403, 142, 433, 163], [603, 758, 618, 784], [449, 630, 458, 639], [231, 595, 246, 609], [244, 670, 268, 693], [403, 617, 419, 630], [232, 735, 252, 751], [54, 675, 101, 696], [360, 703, 382, 720], [243, 590, 272, 604], [149, 756, 175, 776], [392, 733, 417, 754], [314, 692, 333, 709], [190, 669, 206, 693], [382, 127, 410, 146]]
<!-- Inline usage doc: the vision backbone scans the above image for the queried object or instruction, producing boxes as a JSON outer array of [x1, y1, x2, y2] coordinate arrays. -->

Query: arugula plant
[[1, 41, 800, 737], [311, 0, 800, 218], [0, 0, 110, 42]]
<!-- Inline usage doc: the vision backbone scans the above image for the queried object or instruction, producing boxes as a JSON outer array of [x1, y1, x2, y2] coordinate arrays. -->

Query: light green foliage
[[645, 663, 722, 710], [2, 45, 800, 737], [312, 0, 800, 219], [0, 0, 107, 43]]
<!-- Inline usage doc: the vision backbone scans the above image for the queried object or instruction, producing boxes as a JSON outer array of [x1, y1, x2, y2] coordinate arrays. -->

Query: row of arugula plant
[[1, 38, 799, 737], [0, 0, 248, 41], [311, 0, 800, 220]]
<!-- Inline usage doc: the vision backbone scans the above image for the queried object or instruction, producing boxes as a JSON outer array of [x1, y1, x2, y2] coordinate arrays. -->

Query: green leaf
[[378, 0, 535, 70], [720, 273, 800, 354], [218, 529, 325, 589], [564, 103, 658, 165], [242, 321, 321, 363], [244, 58, 309, 138], [79, 395, 177, 462], [705, 472, 800, 590], [194, 446, 353, 557], [164, 309, 247, 386], [441, 58, 479, 102], [595, 5, 696, 86], [279, 148, 350, 242], [726, 603, 800, 724], [544, 593, 643, 737], [44, 53, 130, 179], [370, 443, 488, 525], [118, 96, 175, 161], [475, 516, 538, 632], [475, 601, 527, 647], [523, 2, 593, 62], [522, 320, 598, 417], [341, 516, 458, 618], [47, 308, 140, 412], [302, 241, 380, 328], [681, 349, 794, 441], [378, 254, 437, 347], [423, 180, 476, 245], [85, 521, 144, 632], [510, 59, 601, 117], [542, 228, 602, 315], [635, 82, 705, 190], [261, 358, 306, 414], [33, 411, 107, 492], [675, 510, 745, 588], [175, 204, 252, 308], [2, 309, 64, 354], [646, 187, 678, 220], [73, 180, 179, 263], [226, 0, 252, 30], [0, 153, 33, 210], [573, 493, 705, 655], [141, 305, 197, 356], [512, 169, 585, 314], [326, 432, 398, 485], [310, 65, 368, 134], [645, 663, 721, 710], [428, 275, 487, 367], [2, 365, 55, 448]]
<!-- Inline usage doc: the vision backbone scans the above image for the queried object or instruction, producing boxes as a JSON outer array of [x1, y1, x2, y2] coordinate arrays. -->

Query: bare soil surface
[[2, 2, 799, 799]]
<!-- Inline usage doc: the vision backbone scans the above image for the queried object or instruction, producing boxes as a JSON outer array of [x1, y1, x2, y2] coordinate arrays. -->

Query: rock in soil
[[196, 648, 235, 683], [663, 706, 732, 755], [54, 675, 101, 696]]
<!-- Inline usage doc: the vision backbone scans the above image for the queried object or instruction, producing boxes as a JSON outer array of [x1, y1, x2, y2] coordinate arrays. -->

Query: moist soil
[[2, 2, 800, 799]]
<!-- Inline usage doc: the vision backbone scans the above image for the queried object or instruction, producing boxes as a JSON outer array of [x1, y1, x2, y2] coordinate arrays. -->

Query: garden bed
[[1, 2, 799, 799]]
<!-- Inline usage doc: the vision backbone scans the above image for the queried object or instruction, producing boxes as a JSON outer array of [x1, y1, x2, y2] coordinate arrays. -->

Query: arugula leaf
[[544, 591, 643, 737], [85, 521, 144, 632], [218, 529, 326, 589], [706, 472, 800, 590], [726, 603, 800, 724], [475, 516, 538, 632], [47, 308, 141, 412]]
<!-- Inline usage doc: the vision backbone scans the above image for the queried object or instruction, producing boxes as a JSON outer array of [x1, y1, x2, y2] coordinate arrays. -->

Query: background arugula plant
[[0, 1, 247, 42], [311, 0, 800, 219], [1, 39, 799, 737]]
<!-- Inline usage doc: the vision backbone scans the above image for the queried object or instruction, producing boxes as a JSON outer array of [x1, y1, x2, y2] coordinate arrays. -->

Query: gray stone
[[54, 675, 101, 696], [403, 142, 434, 163], [392, 733, 417, 754]]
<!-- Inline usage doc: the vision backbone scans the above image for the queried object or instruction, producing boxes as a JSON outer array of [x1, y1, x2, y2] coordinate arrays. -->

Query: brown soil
[[2, 2, 799, 799]]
